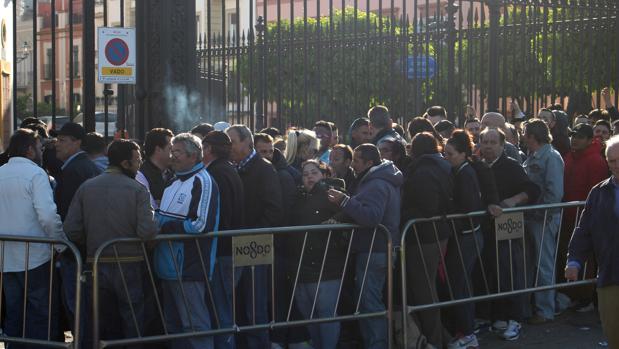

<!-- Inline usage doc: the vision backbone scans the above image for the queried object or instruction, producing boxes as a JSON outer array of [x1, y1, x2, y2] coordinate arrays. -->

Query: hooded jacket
[[340, 161, 403, 252], [401, 153, 454, 244]]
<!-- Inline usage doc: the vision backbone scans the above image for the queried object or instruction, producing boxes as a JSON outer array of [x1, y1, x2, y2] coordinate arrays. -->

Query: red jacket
[[563, 141, 608, 202]]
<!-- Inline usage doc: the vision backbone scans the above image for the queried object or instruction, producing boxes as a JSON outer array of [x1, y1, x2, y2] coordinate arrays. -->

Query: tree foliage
[[232, 5, 617, 128], [236, 8, 438, 128]]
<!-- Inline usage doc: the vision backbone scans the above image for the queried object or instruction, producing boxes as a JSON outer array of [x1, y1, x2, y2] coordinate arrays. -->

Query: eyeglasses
[[171, 149, 187, 158]]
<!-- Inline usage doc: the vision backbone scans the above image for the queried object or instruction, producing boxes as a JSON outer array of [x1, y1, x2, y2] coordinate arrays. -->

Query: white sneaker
[[447, 334, 479, 349], [492, 320, 508, 331], [473, 318, 491, 334], [575, 302, 595, 313], [502, 320, 522, 341]]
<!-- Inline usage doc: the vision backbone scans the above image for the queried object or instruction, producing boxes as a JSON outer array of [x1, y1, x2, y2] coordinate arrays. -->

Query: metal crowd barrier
[[0, 234, 82, 349], [399, 201, 594, 347], [91, 224, 393, 348]]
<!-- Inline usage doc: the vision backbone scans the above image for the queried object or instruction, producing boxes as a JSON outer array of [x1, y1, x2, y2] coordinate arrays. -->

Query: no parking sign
[[98, 27, 136, 84]]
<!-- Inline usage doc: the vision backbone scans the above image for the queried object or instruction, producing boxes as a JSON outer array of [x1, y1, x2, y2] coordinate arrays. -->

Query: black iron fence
[[197, 0, 619, 131], [10, 1, 619, 137]]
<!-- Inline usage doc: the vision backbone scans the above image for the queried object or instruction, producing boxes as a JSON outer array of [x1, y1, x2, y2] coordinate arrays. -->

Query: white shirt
[[135, 170, 158, 209], [0, 157, 67, 272]]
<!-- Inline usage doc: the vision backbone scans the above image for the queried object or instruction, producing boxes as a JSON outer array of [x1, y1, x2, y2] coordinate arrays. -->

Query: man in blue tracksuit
[[155, 133, 220, 349]]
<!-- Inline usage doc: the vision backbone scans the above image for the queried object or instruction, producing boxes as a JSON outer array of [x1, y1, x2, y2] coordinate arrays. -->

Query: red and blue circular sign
[[105, 38, 129, 66]]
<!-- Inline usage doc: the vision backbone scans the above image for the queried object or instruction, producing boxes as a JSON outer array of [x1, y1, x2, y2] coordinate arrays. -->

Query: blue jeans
[[355, 252, 388, 349], [294, 280, 341, 349], [526, 213, 561, 319], [161, 280, 213, 349], [211, 257, 242, 349], [3, 261, 54, 349], [238, 265, 270, 348], [59, 253, 79, 329]]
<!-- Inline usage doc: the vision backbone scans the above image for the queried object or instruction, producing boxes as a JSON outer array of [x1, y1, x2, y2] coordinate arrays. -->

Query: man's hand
[[487, 204, 503, 217], [500, 198, 516, 208], [327, 188, 346, 206], [602, 87, 612, 108], [564, 266, 579, 281]]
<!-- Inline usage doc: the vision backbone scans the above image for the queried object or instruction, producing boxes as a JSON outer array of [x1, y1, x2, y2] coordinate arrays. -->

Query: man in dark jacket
[[202, 130, 245, 349], [368, 105, 404, 146], [479, 127, 541, 340], [399, 135, 453, 348], [54, 123, 102, 219], [136, 128, 174, 209], [327, 144, 403, 349], [255, 133, 297, 214], [329, 144, 356, 192], [54, 122, 101, 337], [226, 125, 284, 349], [565, 135, 619, 348], [254, 132, 308, 347]]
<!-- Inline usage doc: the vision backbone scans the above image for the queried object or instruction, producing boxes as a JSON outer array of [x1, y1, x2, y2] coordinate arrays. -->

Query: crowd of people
[[0, 90, 618, 349]]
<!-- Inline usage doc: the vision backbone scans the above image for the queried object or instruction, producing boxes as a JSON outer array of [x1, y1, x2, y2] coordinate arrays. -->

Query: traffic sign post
[[98, 27, 136, 84]]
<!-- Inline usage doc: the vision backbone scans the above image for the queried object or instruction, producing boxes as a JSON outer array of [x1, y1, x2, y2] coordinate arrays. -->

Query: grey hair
[[226, 125, 254, 149], [172, 133, 203, 162], [606, 135, 619, 157]]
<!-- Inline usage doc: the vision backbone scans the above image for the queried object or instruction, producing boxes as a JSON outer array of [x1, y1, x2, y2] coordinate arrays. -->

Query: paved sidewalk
[[478, 308, 608, 348]]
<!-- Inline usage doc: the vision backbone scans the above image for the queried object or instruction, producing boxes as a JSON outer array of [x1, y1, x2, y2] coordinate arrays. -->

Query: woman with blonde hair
[[285, 129, 320, 170]]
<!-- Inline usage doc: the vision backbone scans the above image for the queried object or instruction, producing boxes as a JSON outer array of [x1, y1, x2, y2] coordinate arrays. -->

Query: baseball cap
[[57, 122, 86, 140], [569, 123, 593, 139]]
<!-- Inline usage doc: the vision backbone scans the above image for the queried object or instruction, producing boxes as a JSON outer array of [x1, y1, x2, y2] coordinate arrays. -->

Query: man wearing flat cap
[[54, 122, 102, 338], [54, 122, 102, 220], [202, 130, 245, 349]]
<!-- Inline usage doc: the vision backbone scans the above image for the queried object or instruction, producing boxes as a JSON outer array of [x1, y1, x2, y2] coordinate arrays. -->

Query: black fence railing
[[197, 0, 619, 132], [10, 0, 619, 140]]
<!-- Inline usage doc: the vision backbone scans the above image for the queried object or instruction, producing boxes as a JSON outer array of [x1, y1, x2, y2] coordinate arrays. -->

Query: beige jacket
[[64, 168, 158, 260]]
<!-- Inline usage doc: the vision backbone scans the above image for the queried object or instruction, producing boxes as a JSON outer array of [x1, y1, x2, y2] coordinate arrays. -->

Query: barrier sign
[[98, 27, 136, 84], [232, 234, 274, 267], [495, 212, 525, 240]]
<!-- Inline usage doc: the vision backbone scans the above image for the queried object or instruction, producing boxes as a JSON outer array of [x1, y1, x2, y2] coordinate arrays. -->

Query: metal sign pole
[[103, 88, 114, 144]]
